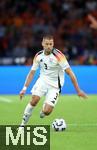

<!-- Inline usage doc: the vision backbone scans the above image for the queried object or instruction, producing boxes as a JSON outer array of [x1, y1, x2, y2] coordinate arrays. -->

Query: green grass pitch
[[0, 95, 97, 150]]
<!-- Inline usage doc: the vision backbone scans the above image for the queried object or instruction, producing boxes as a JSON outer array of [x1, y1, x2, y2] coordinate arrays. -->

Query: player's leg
[[20, 95, 40, 126], [20, 78, 47, 126], [40, 103, 54, 118], [40, 87, 59, 118]]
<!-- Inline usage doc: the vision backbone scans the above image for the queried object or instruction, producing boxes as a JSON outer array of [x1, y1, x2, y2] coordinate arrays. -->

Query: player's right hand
[[19, 90, 26, 100], [77, 90, 88, 99]]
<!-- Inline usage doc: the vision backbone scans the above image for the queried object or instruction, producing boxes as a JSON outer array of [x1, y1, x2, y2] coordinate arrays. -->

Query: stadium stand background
[[0, 0, 97, 66], [0, 0, 97, 94]]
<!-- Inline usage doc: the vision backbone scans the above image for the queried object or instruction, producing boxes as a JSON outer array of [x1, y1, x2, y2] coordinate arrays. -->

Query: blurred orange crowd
[[0, 0, 97, 65]]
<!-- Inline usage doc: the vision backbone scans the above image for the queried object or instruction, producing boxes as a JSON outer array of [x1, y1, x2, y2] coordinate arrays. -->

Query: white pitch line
[[0, 97, 12, 103], [68, 123, 97, 127]]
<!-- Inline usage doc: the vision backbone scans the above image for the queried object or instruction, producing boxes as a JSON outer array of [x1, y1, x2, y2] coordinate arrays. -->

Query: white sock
[[21, 103, 34, 126]]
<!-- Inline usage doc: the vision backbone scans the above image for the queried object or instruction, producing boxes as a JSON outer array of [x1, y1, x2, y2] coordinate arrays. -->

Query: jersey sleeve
[[58, 54, 70, 70], [53, 49, 70, 70], [31, 54, 39, 70]]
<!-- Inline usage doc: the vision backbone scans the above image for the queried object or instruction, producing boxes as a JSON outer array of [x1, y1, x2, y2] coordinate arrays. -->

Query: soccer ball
[[52, 118, 67, 131]]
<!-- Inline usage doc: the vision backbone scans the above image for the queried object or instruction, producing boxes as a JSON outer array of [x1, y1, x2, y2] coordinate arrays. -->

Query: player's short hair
[[43, 34, 54, 40]]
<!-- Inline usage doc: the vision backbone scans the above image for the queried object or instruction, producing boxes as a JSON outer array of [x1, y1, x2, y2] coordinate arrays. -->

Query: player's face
[[42, 39, 54, 54]]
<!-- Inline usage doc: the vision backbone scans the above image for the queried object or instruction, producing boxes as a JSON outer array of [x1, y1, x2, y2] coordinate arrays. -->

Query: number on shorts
[[54, 93, 58, 100]]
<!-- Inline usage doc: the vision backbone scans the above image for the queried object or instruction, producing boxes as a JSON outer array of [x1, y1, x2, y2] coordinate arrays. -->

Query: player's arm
[[88, 14, 97, 29], [65, 67, 88, 99], [20, 53, 39, 100], [19, 70, 35, 100]]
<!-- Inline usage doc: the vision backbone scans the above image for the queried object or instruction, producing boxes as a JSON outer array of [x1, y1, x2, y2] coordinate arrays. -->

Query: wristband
[[22, 86, 27, 91]]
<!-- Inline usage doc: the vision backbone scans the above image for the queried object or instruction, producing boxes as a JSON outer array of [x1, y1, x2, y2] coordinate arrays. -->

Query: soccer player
[[88, 14, 97, 29], [19, 35, 87, 127]]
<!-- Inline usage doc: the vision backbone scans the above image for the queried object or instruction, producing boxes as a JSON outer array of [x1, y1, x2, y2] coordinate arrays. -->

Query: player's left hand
[[77, 90, 88, 99], [19, 90, 26, 100]]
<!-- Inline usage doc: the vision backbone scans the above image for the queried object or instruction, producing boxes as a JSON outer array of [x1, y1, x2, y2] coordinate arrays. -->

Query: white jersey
[[31, 48, 70, 88]]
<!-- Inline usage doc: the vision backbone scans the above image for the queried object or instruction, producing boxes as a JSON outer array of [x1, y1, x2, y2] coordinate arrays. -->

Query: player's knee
[[30, 95, 40, 106]]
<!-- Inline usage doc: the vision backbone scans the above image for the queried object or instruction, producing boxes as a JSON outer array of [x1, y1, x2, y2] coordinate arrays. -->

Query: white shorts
[[31, 78, 60, 107]]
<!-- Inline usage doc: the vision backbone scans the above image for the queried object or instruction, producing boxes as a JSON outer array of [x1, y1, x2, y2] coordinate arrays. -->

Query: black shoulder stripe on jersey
[[52, 49, 57, 57], [52, 51, 56, 56], [36, 50, 43, 56], [34, 50, 43, 61], [52, 49, 61, 61], [52, 48, 61, 56], [55, 49, 65, 57]]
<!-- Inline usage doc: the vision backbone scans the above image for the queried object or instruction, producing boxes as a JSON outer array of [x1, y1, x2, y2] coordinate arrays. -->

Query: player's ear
[[42, 40, 44, 47]]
